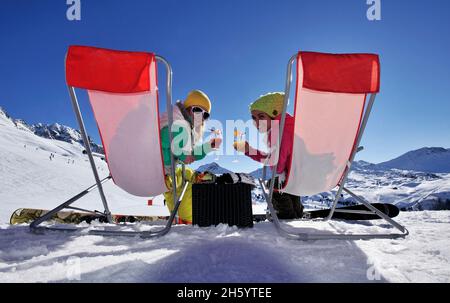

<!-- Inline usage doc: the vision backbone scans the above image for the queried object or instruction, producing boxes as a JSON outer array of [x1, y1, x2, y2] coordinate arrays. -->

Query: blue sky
[[1, 0, 449, 173]]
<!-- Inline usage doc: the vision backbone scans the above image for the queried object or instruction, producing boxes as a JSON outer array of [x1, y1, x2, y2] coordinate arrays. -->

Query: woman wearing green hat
[[233, 92, 303, 219]]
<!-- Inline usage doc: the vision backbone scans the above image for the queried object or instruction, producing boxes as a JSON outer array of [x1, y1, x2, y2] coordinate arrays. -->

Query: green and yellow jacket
[[159, 102, 211, 167]]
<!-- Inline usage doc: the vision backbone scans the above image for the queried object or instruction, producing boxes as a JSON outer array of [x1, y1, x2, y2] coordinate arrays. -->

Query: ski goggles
[[191, 106, 210, 120]]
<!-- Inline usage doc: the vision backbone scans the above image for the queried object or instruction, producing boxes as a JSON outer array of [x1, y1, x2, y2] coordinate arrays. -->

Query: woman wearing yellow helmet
[[159, 89, 221, 167], [159, 90, 222, 224]]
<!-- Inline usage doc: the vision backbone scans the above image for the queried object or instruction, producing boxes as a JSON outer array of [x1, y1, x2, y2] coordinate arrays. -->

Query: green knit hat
[[249, 92, 285, 118]]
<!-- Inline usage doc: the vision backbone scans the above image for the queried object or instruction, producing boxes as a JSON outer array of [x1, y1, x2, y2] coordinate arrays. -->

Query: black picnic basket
[[192, 173, 254, 228]]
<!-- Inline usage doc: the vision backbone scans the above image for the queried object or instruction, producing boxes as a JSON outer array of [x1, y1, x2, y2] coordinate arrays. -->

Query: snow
[[343, 167, 450, 211], [1, 106, 450, 282], [251, 164, 450, 212], [0, 211, 449, 282]]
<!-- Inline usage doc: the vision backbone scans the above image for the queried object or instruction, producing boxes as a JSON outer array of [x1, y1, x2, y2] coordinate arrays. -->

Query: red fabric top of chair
[[299, 51, 380, 94], [66, 45, 154, 93]]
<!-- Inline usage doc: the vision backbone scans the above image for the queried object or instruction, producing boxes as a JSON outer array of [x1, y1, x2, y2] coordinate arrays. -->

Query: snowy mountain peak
[[30, 122, 104, 153], [249, 167, 272, 180], [351, 160, 378, 171], [0, 107, 30, 131], [0, 105, 103, 153], [196, 162, 232, 174], [13, 119, 32, 132], [355, 160, 373, 166], [0, 106, 14, 127], [377, 147, 450, 173], [31, 123, 82, 143], [405, 147, 449, 155], [32, 122, 82, 144], [0, 106, 9, 118]]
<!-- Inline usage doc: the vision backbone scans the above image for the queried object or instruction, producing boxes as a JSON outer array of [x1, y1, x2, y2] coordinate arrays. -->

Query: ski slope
[[1, 107, 450, 282], [0, 109, 169, 224]]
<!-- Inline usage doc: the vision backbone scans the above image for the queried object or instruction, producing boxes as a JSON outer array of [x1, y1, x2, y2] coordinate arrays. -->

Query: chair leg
[[342, 187, 406, 233], [324, 182, 346, 221], [88, 181, 190, 238], [259, 179, 408, 241], [30, 176, 112, 232], [30, 178, 190, 238]]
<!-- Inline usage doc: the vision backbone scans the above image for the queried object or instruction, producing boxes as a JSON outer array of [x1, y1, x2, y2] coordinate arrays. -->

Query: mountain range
[[1, 105, 449, 211], [1, 106, 103, 153], [2, 106, 449, 175], [249, 148, 450, 178], [196, 162, 233, 174], [376, 147, 450, 173]]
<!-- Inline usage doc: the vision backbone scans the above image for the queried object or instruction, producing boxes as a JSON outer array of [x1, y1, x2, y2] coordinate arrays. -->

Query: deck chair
[[30, 45, 189, 237], [260, 51, 409, 240]]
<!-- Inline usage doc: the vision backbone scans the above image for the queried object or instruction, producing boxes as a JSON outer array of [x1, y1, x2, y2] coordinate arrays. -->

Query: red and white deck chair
[[260, 51, 409, 240], [30, 46, 189, 237]]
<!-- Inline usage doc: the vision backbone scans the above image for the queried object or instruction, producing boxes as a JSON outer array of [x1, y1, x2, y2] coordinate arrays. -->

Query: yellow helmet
[[183, 90, 211, 113]]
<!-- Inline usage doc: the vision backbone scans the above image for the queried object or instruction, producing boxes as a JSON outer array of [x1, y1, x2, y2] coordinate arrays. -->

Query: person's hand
[[233, 141, 249, 153], [183, 155, 195, 164], [210, 137, 222, 149]]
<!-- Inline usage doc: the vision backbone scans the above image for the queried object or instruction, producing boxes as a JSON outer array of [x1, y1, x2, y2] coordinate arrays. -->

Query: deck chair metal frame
[[30, 46, 188, 238], [261, 52, 409, 241]]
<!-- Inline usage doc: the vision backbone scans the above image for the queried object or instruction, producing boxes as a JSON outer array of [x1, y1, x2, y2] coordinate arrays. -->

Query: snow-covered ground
[[1, 107, 449, 282], [1, 211, 449, 282]]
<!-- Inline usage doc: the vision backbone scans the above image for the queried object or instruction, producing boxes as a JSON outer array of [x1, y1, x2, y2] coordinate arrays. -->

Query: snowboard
[[10, 208, 167, 225], [10, 203, 400, 226], [303, 203, 400, 220]]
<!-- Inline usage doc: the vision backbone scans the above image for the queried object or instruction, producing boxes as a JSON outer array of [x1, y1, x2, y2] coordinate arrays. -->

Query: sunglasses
[[191, 106, 210, 120]]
